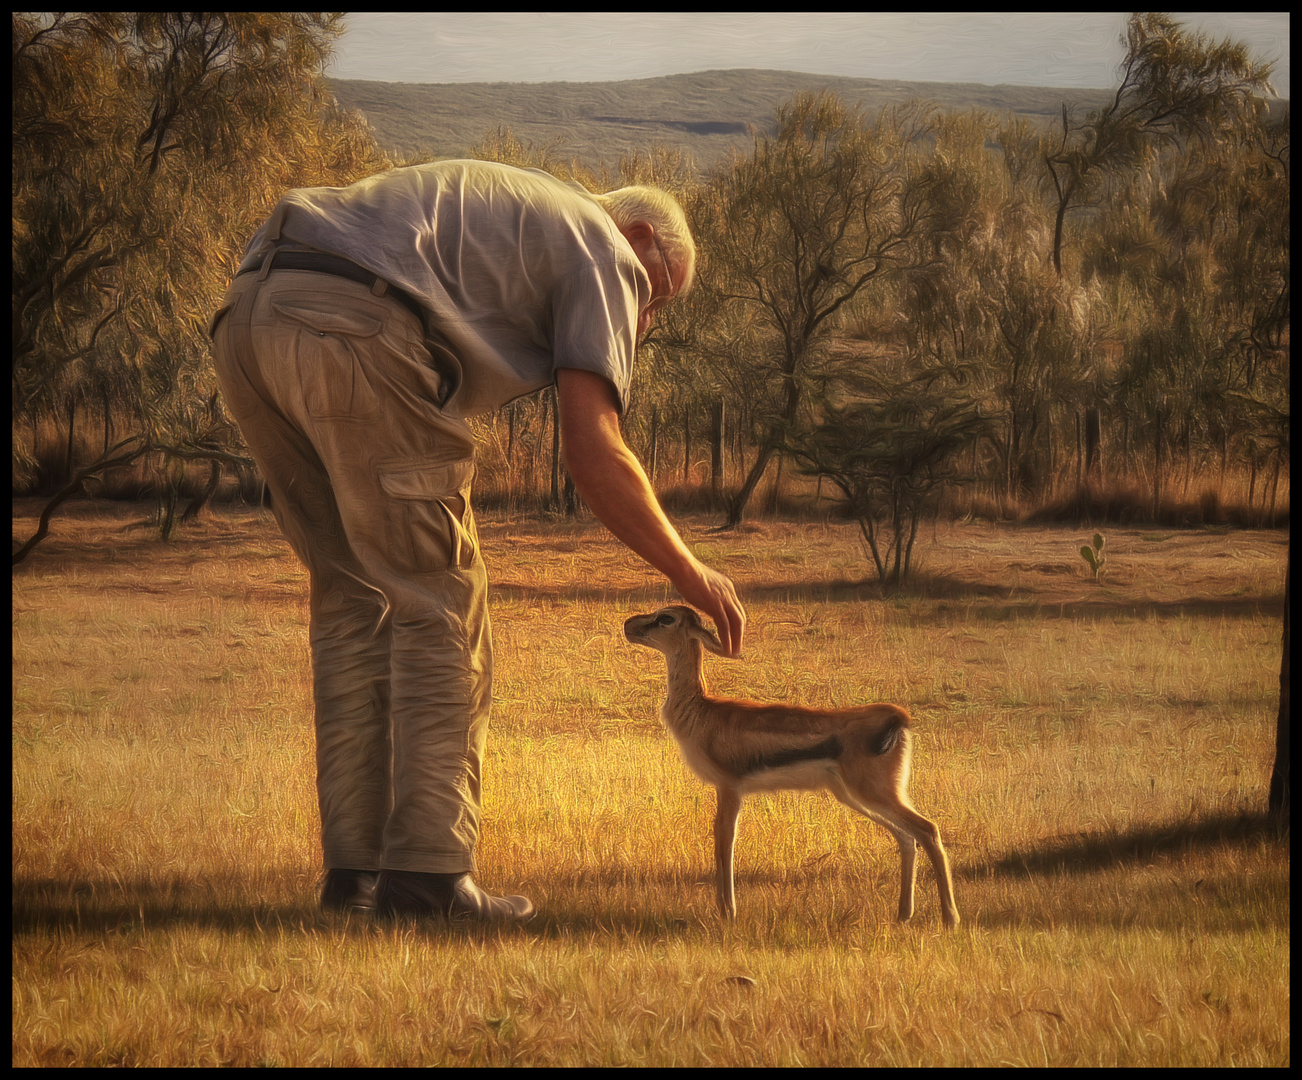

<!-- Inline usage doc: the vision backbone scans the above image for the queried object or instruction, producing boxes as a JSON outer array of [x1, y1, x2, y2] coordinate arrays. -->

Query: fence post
[[650, 405, 659, 490]]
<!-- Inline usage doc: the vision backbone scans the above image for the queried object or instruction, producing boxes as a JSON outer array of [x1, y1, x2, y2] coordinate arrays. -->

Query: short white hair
[[592, 185, 696, 294]]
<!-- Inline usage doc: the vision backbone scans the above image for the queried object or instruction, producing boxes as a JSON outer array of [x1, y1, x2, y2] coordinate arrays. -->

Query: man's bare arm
[[555, 368, 746, 656]]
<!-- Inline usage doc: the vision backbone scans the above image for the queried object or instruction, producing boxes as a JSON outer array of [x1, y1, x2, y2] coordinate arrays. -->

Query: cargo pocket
[[378, 454, 478, 572], [271, 300, 384, 420], [207, 301, 234, 339]]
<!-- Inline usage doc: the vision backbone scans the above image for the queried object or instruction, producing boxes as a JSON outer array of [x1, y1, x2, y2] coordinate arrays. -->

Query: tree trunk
[[1084, 406, 1101, 478], [65, 400, 77, 484], [1007, 409, 1028, 502], [12, 436, 150, 566], [1181, 420, 1193, 498], [856, 514, 886, 583], [726, 442, 778, 528], [711, 399, 725, 503], [157, 456, 181, 541], [1269, 554, 1289, 822], [1122, 411, 1131, 478], [903, 506, 920, 582], [180, 459, 221, 523], [889, 489, 903, 584], [549, 386, 561, 510], [765, 449, 785, 516], [159, 490, 178, 540], [563, 469, 578, 518], [1248, 444, 1259, 510], [683, 409, 692, 484], [1268, 449, 1282, 526], [505, 403, 517, 505], [1153, 407, 1164, 521], [1046, 403, 1056, 497], [649, 405, 659, 490], [1051, 195, 1069, 277]]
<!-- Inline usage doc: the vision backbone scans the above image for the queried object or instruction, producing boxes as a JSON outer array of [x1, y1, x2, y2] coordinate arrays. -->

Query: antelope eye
[[654, 613, 675, 627]]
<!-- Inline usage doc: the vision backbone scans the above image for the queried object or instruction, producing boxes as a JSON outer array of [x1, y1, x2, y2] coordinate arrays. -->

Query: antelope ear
[[688, 619, 729, 658]]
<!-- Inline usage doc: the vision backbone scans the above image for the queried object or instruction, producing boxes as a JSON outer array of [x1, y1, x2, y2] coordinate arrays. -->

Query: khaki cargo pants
[[211, 269, 491, 875]]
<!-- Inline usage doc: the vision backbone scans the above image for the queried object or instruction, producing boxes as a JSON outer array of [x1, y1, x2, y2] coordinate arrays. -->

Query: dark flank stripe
[[741, 734, 843, 776]]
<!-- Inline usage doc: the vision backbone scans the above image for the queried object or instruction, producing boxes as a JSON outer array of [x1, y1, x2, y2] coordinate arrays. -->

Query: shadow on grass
[[12, 876, 324, 938], [965, 809, 1287, 881], [14, 814, 1286, 941], [10, 870, 718, 942], [12, 861, 868, 943], [487, 579, 1285, 622], [740, 578, 1284, 621]]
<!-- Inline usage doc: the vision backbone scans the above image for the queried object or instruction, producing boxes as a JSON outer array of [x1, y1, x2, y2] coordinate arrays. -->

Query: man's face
[[621, 223, 680, 338]]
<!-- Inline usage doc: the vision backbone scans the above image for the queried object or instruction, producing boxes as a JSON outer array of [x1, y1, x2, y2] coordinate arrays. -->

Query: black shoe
[[375, 870, 535, 923], [320, 868, 378, 913]]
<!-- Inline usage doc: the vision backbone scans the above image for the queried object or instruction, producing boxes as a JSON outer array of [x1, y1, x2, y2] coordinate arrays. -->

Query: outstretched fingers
[[677, 562, 746, 657]]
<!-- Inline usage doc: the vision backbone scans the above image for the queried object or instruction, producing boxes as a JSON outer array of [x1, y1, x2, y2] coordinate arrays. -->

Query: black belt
[[238, 251, 425, 324]]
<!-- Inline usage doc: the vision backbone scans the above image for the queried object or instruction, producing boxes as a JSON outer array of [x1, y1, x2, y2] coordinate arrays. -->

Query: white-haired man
[[209, 160, 746, 922]]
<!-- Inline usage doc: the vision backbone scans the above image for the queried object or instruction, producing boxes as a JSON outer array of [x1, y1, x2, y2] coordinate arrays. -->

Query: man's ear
[[622, 221, 654, 245], [687, 620, 730, 658]]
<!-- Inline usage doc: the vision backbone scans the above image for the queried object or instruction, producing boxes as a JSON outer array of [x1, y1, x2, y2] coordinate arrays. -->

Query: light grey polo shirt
[[240, 160, 649, 418]]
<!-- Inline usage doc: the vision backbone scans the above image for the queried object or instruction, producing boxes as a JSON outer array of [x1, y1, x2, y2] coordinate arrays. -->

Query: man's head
[[593, 186, 695, 335]]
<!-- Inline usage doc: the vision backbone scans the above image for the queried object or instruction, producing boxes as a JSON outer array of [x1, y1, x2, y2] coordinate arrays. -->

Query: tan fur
[[624, 605, 960, 926]]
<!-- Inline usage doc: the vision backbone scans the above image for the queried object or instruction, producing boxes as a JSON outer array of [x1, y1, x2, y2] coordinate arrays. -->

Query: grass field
[[12, 499, 1290, 1065]]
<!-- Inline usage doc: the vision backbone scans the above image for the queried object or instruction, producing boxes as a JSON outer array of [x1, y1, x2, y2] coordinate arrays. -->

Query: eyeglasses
[[652, 235, 675, 302]]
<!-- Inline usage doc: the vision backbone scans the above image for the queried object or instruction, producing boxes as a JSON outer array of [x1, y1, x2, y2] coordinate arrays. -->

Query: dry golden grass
[[12, 499, 1290, 1065]]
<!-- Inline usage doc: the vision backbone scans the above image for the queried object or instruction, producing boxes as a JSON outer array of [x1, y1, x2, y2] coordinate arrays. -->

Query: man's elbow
[[560, 426, 636, 501]]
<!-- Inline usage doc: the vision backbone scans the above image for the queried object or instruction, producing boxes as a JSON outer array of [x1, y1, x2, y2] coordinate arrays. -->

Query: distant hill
[[329, 68, 1117, 174]]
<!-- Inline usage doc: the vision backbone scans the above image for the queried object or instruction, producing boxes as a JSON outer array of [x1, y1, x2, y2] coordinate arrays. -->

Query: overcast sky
[[326, 12, 1289, 99]]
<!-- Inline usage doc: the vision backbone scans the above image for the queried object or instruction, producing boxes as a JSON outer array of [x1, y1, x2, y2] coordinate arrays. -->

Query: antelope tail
[[868, 716, 907, 756]]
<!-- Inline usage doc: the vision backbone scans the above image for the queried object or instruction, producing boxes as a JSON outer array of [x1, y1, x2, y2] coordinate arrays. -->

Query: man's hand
[[668, 557, 746, 658], [556, 368, 746, 656]]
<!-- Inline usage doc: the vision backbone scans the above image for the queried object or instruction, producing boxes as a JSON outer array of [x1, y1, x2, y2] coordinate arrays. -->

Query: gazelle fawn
[[624, 605, 959, 927]]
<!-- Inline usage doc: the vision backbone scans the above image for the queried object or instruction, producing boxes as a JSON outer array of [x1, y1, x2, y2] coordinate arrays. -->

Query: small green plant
[[1080, 533, 1106, 581]]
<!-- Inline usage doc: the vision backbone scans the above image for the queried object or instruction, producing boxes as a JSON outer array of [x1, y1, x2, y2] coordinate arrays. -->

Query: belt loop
[[370, 277, 388, 298], [256, 250, 276, 283]]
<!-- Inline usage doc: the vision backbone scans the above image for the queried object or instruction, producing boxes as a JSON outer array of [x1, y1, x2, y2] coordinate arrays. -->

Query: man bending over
[[210, 160, 746, 922]]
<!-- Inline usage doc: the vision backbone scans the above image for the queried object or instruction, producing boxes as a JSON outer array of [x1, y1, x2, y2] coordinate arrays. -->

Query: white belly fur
[[736, 759, 840, 795]]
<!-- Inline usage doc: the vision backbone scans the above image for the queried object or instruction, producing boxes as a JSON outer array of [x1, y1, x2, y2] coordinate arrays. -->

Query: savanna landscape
[[12, 12, 1289, 1067], [12, 498, 1288, 1065]]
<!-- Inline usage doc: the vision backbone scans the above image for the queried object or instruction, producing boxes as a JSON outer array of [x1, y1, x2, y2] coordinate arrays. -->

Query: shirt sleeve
[[549, 257, 644, 415]]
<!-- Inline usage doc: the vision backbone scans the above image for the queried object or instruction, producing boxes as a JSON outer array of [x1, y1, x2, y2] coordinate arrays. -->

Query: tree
[[698, 92, 935, 527], [875, 110, 1099, 503], [1042, 11, 1276, 278], [13, 13, 389, 560], [788, 371, 989, 586], [1080, 100, 1289, 515]]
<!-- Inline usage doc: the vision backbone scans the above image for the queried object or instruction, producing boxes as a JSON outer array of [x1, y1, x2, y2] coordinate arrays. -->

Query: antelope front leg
[[713, 785, 742, 918]]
